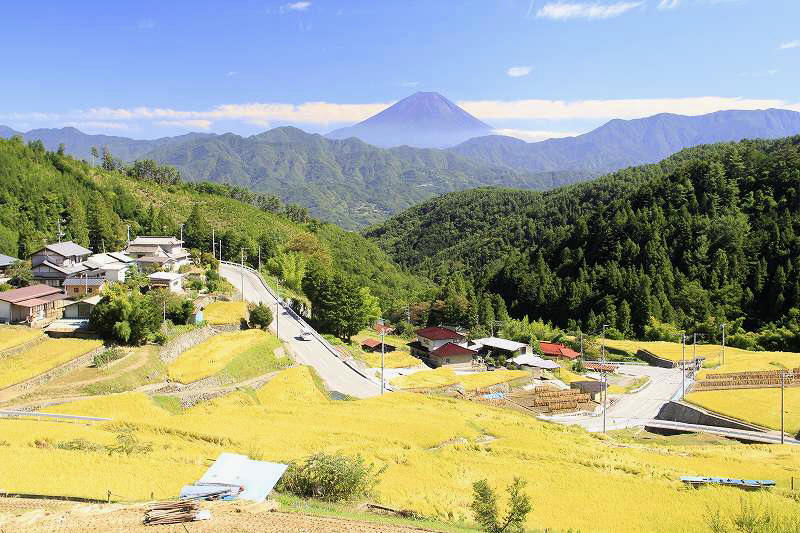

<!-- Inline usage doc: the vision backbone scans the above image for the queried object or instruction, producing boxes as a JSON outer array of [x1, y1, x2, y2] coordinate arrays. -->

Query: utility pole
[[781, 370, 785, 444], [601, 324, 608, 362], [212, 228, 215, 260], [275, 278, 281, 340], [57, 219, 65, 243], [179, 223, 184, 245], [240, 248, 245, 302], [378, 318, 386, 395], [126, 224, 131, 247], [681, 334, 686, 400], [720, 323, 726, 366], [258, 245, 261, 272], [603, 371, 608, 433], [579, 330, 584, 359]]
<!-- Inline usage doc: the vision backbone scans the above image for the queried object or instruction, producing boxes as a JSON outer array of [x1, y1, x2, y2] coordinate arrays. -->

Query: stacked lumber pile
[[143, 501, 210, 525], [693, 368, 800, 391], [508, 389, 591, 413]]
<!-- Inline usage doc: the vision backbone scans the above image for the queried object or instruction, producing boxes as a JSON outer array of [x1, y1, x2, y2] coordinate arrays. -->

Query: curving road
[[219, 263, 381, 398], [543, 365, 684, 432]]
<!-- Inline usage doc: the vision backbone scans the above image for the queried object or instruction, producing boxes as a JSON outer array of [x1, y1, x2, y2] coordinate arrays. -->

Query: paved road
[[544, 365, 684, 432], [219, 263, 380, 398], [643, 420, 800, 445]]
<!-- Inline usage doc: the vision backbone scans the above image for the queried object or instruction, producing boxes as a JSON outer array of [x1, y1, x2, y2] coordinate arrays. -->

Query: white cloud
[[155, 119, 212, 130], [491, 128, 581, 142], [506, 66, 532, 77], [536, 2, 643, 20], [282, 1, 311, 12], [779, 40, 800, 50], [458, 96, 794, 120], [657, 0, 680, 9]]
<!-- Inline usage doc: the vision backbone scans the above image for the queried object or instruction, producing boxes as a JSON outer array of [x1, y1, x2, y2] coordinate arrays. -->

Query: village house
[[360, 337, 396, 353], [539, 341, 581, 361], [82, 252, 135, 283], [125, 236, 190, 272], [62, 294, 102, 320], [30, 241, 92, 287], [0, 284, 69, 326], [473, 337, 530, 358], [63, 276, 108, 297], [408, 326, 478, 368], [0, 253, 17, 273], [148, 271, 184, 293]]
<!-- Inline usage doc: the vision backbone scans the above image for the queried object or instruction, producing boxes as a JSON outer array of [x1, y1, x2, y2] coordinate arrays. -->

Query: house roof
[[149, 272, 183, 281], [107, 252, 134, 263], [361, 338, 382, 349], [126, 244, 165, 254], [539, 341, 580, 360], [64, 294, 103, 307], [570, 380, 606, 394], [373, 322, 394, 335], [0, 253, 17, 268], [0, 284, 63, 304], [473, 337, 528, 352], [63, 277, 107, 287], [135, 256, 174, 264], [38, 241, 92, 258], [430, 342, 477, 358], [510, 353, 560, 369], [38, 260, 88, 275], [130, 236, 183, 246], [416, 326, 464, 341]]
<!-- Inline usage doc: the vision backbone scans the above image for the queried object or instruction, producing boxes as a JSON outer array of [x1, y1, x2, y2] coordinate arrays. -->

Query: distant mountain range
[[4, 95, 800, 228], [450, 108, 800, 175], [327, 92, 492, 148]]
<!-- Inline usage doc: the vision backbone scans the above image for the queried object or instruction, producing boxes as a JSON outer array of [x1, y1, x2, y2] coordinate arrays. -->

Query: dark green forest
[[366, 136, 800, 351], [0, 136, 428, 309]]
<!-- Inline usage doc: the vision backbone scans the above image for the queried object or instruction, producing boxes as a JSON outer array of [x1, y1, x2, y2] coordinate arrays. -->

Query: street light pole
[[720, 323, 726, 366], [602, 370, 607, 433], [240, 248, 245, 302], [212, 228, 215, 260], [275, 278, 281, 340], [180, 223, 184, 245]]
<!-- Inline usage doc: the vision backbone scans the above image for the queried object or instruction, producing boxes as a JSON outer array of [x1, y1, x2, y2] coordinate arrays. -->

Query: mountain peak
[[327, 92, 492, 148]]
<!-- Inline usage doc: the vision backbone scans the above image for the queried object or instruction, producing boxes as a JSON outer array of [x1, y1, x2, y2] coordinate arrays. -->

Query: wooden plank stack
[[143, 501, 209, 526], [693, 368, 800, 391]]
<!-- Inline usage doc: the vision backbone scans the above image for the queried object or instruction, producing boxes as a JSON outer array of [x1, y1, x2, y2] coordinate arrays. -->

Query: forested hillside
[[366, 135, 800, 350], [0, 136, 428, 308]]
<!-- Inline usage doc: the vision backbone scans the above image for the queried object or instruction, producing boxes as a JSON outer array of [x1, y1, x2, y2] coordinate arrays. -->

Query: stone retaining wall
[[159, 326, 220, 364], [0, 345, 106, 397], [0, 335, 45, 360]]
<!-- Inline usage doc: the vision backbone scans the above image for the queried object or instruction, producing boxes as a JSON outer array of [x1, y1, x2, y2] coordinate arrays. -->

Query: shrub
[[471, 477, 531, 533], [105, 427, 153, 456], [249, 303, 273, 330], [92, 348, 125, 368], [706, 498, 800, 533], [56, 438, 105, 453], [277, 452, 382, 502]]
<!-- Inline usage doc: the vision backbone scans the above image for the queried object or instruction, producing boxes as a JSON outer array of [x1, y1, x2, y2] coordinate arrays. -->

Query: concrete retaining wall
[[655, 400, 766, 432]]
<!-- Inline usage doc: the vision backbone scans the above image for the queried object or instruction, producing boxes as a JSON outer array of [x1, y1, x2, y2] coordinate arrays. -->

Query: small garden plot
[[0, 326, 43, 352], [0, 339, 102, 389], [167, 329, 285, 384], [390, 367, 527, 391], [202, 301, 248, 325]]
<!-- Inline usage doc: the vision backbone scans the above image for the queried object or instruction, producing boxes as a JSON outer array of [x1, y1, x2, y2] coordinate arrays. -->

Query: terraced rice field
[[685, 387, 800, 435], [0, 326, 43, 352], [202, 301, 248, 325], [167, 329, 284, 384], [0, 366, 798, 532], [390, 368, 527, 390], [0, 338, 103, 390]]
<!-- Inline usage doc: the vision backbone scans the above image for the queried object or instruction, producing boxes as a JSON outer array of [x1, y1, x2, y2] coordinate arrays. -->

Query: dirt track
[[0, 498, 436, 532]]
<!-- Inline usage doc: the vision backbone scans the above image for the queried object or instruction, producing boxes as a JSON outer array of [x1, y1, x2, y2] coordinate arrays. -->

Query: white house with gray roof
[[126, 236, 190, 272], [30, 241, 92, 287]]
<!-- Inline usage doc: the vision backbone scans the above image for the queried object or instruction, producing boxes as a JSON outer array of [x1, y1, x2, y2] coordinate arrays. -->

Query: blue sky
[[1, 0, 798, 141]]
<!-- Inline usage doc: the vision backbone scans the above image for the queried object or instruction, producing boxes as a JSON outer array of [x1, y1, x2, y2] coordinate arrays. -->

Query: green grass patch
[[151, 395, 183, 415], [274, 492, 481, 533], [82, 346, 166, 395], [219, 335, 291, 383]]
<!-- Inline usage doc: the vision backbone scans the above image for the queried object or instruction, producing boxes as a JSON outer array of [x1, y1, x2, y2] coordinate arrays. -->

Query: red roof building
[[415, 326, 464, 341], [0, 284, 68, 326], [431, 342, 477, 358], [539, 341, 580, 360]]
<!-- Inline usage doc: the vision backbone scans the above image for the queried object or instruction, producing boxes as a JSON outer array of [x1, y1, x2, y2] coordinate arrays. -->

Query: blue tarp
[[482, 392, 505, 400]]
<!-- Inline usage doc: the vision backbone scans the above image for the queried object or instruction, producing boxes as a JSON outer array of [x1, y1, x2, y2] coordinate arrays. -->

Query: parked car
[[300, 328, 312, 341]]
